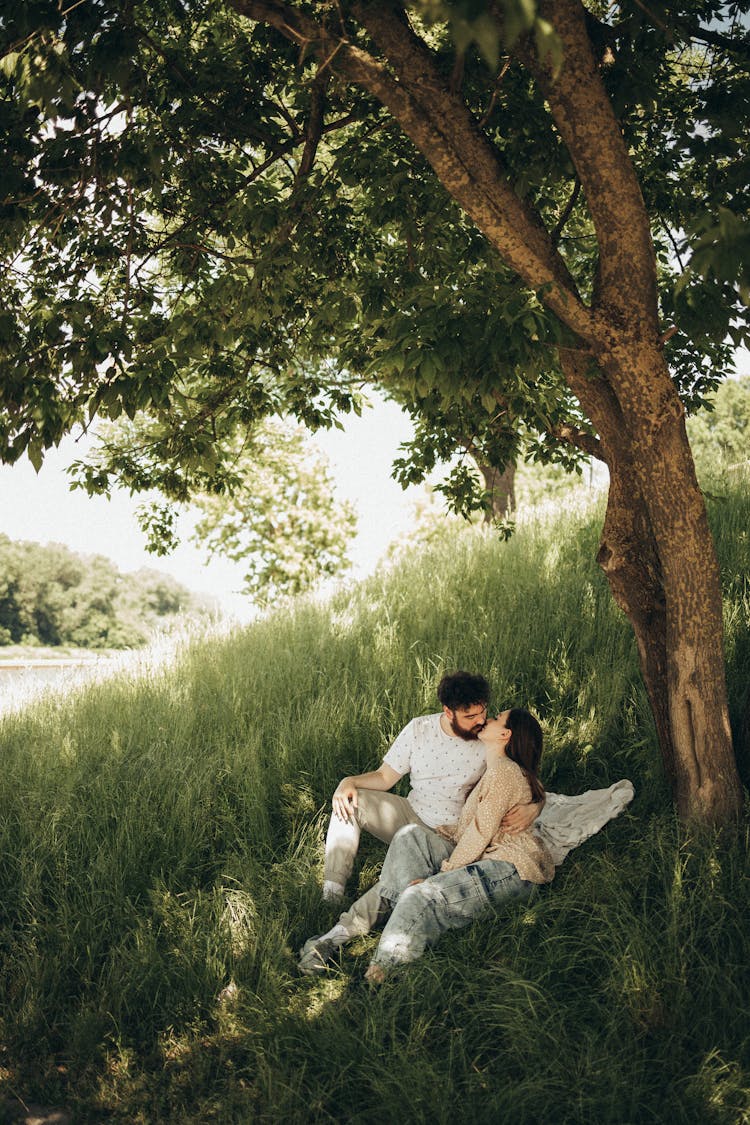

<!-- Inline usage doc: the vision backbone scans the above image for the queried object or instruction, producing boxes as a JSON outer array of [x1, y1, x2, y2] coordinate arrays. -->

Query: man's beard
[[449, 716, 484, 741]]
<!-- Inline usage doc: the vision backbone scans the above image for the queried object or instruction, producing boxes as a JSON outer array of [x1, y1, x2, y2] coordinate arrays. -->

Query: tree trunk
[[598, 436, 741, 821], [600, 336, 742, 821], [561, 335, 741, 823], [475, 459, 515, 521], [559, 351, 675, 784], [536, 0, 743, 823], [560, 343, 743, 822], [597, 461, 671, 769]]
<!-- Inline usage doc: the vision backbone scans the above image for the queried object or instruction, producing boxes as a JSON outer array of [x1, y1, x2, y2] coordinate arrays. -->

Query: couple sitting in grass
[[299, 670, 633, 980]]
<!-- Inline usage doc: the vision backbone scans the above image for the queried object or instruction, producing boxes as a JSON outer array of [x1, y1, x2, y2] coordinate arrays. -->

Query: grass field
[[0, 484, 749, 1123]]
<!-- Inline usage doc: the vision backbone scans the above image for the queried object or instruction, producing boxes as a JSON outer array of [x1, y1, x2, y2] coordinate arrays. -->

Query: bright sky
[[1, 349, 747, 623], [0, 394, 426, 622]]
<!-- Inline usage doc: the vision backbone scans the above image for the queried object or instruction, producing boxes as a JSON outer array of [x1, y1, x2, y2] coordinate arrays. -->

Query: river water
[[0, 661, 114, 714], [0, 628, 227, 716]]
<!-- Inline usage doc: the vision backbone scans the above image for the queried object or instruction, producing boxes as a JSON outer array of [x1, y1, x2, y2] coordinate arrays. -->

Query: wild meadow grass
[[0, 484, 749, 1123]]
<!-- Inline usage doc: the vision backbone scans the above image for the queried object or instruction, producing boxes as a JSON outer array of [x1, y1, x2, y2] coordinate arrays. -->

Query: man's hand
[[332, 778, 359, 823], [330, 763, 402, 822], [501, 800, 542, 835]]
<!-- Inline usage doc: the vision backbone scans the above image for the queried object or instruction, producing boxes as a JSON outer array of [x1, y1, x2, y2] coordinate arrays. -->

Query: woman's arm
[[440, 767, 521, 871]]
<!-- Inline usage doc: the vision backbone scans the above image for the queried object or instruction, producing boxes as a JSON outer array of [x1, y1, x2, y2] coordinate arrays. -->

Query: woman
[[364, 708, 554, 983]]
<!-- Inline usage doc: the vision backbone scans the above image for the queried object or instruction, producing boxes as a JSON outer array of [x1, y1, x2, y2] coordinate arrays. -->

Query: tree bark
[[475, 459, 515, 520], [559, 335, 741, 821], [558, 350, 675, 786], [599, 464, 674, 782], [600, 336, 741, 820]]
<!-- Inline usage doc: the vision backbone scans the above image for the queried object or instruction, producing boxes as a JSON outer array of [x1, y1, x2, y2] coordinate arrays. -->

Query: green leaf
[[27, 440, 44, 473], [0, 52, 20, 78]]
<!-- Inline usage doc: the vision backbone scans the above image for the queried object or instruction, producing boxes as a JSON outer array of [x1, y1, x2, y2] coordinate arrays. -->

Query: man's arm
[[500, 793, 546, 835], [332, 763, 402, 823]]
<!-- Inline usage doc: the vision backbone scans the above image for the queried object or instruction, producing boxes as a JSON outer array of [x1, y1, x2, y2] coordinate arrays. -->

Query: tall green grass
[[0, 485, 749, 1123]]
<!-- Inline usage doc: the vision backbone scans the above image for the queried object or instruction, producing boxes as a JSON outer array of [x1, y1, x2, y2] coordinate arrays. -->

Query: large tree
[[1, 0, 748, 820]]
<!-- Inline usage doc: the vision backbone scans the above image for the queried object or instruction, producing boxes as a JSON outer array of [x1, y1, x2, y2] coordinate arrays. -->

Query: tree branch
[[659, 218, 686, 273], [231, 0, 597, 340], [550, 422, 602, 460], [551, 177, 582, 245], [350, 2, 595, 336], [512, 0, 660, 332], [230, 0, 330, 49], [478, 58, 511, 128], [298, 71, 328, 179], [629, 2, 750, 64], [681, 21, 750, 63]]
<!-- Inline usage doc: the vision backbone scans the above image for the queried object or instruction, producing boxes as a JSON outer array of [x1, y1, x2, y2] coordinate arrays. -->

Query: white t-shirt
[[382, 713, 486, 828]]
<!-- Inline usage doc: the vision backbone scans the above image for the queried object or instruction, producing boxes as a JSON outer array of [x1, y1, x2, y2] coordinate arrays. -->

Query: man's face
[[445, 702, 488, 741]]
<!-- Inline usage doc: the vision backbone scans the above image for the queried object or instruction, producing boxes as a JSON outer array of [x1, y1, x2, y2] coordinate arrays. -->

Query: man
[[300, 670, 541, 972]]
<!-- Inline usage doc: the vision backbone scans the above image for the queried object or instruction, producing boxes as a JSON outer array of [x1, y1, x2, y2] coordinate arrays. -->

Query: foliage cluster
[[0, 479, 748, 1121], [688, 372, 750, 477], [92, 416, 358, 603], [189, 419, 356, 604], [0, 535, 209, 648], [0, 0, 746, 516]]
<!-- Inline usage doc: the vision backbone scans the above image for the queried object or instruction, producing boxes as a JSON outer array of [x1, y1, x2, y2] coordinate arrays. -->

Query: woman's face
[[478, 710, 511, 745]]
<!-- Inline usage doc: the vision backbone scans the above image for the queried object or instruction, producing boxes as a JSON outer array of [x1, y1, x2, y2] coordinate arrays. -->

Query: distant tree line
[[0, 536, 209, 648]]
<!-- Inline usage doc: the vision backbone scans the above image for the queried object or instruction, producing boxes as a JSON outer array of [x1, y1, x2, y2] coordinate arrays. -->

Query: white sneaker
[[297, 923, 355, 974]]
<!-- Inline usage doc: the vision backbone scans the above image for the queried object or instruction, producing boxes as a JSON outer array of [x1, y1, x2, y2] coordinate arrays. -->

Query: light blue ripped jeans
[[372, 824, 534, 971]]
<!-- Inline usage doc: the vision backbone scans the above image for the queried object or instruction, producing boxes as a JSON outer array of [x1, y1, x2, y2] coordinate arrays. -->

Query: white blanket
[[536, 779, 635, 865]]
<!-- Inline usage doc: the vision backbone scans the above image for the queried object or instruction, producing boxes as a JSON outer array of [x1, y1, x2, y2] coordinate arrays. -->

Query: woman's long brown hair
[[505, 708, 545, 803]]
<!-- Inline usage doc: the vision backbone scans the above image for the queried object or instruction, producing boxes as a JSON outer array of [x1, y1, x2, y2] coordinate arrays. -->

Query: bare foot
[[364, 964, 385, 985]]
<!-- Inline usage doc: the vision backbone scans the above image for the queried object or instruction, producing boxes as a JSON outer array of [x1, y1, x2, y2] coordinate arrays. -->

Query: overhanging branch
[[512, 0, 660, 330], [232, 0, 597, 342], [298, 71, 328, 179]]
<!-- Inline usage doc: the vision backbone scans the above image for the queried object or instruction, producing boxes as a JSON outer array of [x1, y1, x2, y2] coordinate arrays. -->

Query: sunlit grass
[[0, 486, 748, 1121]]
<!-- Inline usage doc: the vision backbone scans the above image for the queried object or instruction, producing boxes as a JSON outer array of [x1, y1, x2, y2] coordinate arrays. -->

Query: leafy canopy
[[0, 0, 748, 517]]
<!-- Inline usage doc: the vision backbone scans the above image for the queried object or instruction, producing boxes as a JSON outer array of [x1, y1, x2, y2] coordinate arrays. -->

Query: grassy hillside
[[0, 486, 749, 1123]]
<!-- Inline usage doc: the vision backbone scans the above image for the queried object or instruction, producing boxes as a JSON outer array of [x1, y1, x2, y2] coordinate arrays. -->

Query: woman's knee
[[392, 823, 427, 844], [389, 824, 434, 862]]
